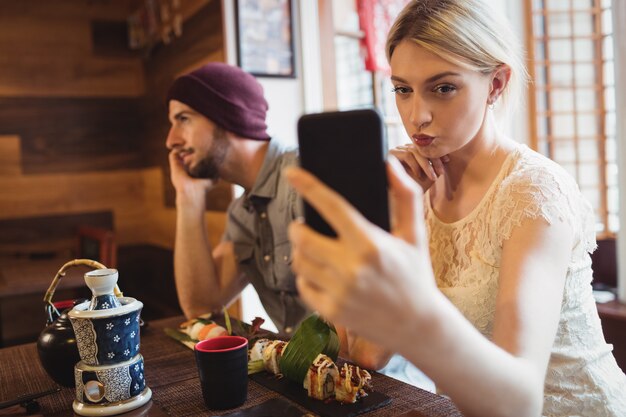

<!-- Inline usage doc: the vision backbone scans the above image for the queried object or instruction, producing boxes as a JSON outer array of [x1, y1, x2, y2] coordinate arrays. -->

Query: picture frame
[[235, 0, 296, 78]]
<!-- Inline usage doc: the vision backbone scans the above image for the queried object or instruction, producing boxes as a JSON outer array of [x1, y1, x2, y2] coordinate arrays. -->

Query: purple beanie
[[167, 63, 270, 141]]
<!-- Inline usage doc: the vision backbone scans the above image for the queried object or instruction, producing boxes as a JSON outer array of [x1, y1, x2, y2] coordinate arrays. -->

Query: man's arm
[[170, 151, 248, 319], [174, 200, 248, 319]]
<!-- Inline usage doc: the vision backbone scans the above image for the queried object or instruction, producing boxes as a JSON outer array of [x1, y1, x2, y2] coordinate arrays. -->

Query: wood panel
[[0, 136, 21, 176], [0, 138, 227, 251], [142, 0, 231, 211], [0, 0, 229, 251], [0, 0, 139, 21], [0, 15, 92, 54], [0, 97, 145, 174], [0, 1, 144, 97], [0, 55, 145, 98], [0, 211, 113, 257]]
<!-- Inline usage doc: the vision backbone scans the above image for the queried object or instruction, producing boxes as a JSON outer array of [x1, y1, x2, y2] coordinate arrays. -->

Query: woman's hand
[[389, 144, 449, 191], [285, 158, 439, 350]]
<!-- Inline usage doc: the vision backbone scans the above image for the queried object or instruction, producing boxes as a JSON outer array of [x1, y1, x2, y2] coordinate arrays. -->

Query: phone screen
[[297, 109, 390, 237]]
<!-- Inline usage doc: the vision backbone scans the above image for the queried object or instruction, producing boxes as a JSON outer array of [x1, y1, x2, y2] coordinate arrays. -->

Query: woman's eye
[[434, 84, 457, 95], [391, 86, 411, 95]]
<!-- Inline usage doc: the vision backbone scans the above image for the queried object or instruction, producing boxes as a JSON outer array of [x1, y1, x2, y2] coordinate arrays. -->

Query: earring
[[489, 102, 495, 110]]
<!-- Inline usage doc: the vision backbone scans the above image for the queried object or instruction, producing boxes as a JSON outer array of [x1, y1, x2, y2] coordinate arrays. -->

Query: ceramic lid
[[84, 268, 122, 311]]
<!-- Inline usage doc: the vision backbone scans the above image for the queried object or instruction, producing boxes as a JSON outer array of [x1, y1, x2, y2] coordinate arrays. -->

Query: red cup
[[194, 336, 248, 409]]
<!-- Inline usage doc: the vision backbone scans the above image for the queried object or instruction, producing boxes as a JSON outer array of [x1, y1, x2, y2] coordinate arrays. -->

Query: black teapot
[[36, 259, 113, 387], [37, 299, 83, 387]]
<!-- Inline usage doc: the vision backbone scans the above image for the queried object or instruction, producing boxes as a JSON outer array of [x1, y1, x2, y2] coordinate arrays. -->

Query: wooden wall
[[0, 0, 229, 256]]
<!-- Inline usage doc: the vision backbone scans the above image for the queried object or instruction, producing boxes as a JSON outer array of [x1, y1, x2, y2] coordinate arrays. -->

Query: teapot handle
[[43, 259, 123, 313]]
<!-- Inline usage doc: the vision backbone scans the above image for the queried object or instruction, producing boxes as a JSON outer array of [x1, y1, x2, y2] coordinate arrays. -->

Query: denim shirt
[[223, 141, 310, 334]]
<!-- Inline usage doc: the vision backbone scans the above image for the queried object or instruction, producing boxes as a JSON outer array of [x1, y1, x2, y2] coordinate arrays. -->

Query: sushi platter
[[164, 313, 391, 416]]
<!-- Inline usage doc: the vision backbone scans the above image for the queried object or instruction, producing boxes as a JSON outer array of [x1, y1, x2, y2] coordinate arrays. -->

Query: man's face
[[166, 100, 230, 180]]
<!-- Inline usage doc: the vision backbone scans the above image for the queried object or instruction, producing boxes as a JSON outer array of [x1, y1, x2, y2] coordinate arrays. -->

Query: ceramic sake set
[[37, 260, 151, 416]]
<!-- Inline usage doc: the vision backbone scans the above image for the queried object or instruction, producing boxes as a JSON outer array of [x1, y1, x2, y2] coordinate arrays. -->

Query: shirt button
[[285, 326, 293, 334], [260, 212, 267, 219], [264, 255, 270, 262], [283, 255, 288, 262]]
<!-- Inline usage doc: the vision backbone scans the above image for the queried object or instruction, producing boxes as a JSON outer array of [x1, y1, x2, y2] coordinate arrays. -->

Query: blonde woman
[[286, 1, 626, 416]]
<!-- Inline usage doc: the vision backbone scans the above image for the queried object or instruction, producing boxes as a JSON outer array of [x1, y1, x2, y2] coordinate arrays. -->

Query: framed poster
[[235, 0, 295, 78]]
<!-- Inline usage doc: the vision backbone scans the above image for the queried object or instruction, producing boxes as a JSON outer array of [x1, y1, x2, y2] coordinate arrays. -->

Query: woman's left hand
[[285, 158, 439, 348]]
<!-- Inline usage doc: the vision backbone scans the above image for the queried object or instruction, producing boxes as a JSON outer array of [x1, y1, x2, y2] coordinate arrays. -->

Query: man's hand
[[168, 149, 215, 203]]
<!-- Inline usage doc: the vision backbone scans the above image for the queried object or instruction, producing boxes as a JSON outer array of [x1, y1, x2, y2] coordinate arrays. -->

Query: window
[[526, 0, 616, 235], [327, 0, 406, 149]]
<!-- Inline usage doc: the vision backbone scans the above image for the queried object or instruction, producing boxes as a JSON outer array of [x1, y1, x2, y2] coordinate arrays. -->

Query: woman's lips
[[412, 134, 435, 147]]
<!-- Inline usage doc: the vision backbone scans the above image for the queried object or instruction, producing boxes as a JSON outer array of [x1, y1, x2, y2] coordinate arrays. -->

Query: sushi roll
[[303, 354, 339, 401], [249, 338, 272, 362], [335, 363, 372, 404], [262, 340, 289, 374]]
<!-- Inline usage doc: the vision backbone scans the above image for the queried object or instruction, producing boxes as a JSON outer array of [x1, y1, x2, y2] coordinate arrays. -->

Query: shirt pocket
[[233, 242, 255, 266], [272, 240, 296, 292]]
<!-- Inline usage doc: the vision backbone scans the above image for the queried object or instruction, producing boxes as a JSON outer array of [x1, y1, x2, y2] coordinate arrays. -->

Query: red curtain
[[357, 0, 410, 73]]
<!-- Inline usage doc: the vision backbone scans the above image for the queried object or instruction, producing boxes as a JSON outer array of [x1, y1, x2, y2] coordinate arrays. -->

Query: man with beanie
[[166, 62, 309, 337], [166, 63, 390, 372]]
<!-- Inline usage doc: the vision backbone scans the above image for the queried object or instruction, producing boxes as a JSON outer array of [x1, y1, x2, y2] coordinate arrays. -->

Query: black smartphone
[[297, 108, 390, 237]]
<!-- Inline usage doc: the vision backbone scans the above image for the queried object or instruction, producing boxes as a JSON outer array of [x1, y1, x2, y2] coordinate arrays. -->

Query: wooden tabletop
[[0, 316, 463, 417]]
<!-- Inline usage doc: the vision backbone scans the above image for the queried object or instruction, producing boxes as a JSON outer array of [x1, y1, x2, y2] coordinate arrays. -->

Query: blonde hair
[[386, 0, 528, 114]]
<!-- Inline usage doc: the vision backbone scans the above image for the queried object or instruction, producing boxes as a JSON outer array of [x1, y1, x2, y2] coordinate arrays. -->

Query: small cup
[[194, 336, 248, 410]]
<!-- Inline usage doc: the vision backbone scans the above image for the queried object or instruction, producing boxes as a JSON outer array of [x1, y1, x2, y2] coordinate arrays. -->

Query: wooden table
[[0, 316, 463, 417]]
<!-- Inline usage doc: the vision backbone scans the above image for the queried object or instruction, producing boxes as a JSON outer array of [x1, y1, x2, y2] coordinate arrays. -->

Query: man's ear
[[488, 65, 512, 105]]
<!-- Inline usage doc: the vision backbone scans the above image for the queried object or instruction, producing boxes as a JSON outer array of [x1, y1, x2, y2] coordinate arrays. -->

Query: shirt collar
[[245, 140, 284, 205]]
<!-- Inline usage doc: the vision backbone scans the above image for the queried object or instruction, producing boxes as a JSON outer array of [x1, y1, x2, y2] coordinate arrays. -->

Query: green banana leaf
[[279, 314, 340, 384]]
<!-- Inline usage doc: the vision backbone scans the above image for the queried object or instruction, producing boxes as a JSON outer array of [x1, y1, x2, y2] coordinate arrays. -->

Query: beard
[[187, 127, 230, 181]]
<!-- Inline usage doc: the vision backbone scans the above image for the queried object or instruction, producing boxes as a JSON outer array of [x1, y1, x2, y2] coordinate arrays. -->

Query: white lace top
[[425, 144, 626, 417]]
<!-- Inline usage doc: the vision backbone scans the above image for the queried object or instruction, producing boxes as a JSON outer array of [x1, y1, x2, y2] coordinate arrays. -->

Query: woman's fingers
[[292, 244, 349, 299], [296, 276, 340, 322], [284, 167, 370, 242], [402, 145, 437, 181], [430, 157, 446, 178], [389, 148, 421, 179], [289, 221, 343, 274]]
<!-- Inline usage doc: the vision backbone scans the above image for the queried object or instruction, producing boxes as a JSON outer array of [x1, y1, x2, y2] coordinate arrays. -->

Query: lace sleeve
[[492, 155, 597, 255]]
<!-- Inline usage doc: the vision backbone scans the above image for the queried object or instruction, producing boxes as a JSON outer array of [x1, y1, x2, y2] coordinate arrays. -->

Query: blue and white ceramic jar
[[68, 268, 152, 416], [70, 299, 142, 366]]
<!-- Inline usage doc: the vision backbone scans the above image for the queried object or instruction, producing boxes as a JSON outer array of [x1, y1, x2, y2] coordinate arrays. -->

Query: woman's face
[[390, 40, 493, 159]]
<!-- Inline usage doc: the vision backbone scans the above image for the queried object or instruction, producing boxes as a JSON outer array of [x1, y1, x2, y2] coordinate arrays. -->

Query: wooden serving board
[[249, 372, 392, 417]]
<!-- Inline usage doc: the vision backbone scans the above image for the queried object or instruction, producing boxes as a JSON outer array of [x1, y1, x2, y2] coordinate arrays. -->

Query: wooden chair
[[592, 237, 626, 370], [76, 226, 117, 268]]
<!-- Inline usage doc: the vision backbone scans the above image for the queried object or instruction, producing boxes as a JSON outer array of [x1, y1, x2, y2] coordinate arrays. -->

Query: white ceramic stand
[[72, 388, 152, 416]]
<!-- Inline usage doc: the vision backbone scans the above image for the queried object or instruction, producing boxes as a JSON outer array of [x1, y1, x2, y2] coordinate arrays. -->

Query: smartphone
[[297, 108, 390, 237]]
